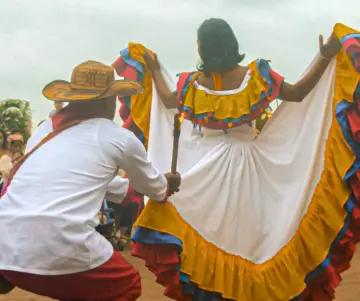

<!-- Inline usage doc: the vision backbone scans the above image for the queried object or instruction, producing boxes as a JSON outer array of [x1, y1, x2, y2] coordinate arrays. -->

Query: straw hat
[[43, 60, 143, 102]]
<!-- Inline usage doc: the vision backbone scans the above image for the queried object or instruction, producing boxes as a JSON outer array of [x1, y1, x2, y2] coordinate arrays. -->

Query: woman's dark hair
[[197, 18, 245, 73], [0, 129, 7, 149]]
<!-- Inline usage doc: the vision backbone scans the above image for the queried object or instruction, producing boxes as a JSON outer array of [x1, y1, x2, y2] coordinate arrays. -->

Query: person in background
[[108, 186, 144, 239], [107, 169, 144, 240]]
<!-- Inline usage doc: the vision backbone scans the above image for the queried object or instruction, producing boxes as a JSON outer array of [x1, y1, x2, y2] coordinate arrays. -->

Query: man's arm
[[119, 133, 170, 202], [105, 176, 130, 204]]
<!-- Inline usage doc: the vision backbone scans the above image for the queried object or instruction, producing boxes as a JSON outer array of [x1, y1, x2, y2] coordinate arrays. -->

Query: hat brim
[[42, 80, 143, 102]]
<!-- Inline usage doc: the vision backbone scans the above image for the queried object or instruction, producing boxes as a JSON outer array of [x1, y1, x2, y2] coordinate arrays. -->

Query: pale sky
[[0, 0, 359, 124]]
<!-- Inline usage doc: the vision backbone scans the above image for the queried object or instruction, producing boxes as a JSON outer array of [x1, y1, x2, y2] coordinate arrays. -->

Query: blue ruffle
[[120, 48, 144, 76], [132, 226, 182, 246]]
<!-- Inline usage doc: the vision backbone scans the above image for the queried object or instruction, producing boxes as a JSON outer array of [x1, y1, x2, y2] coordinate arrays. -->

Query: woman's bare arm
[[152, 69, 177, 109], [280, 35, 341, 102], [280, 56, 331, 102], [144, 53, 177, 109]]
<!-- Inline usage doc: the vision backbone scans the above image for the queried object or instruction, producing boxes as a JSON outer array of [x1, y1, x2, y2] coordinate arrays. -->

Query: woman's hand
[[144, 52, 161, 72], [143, 52, 178, 109], [319, 34, 342, 60]]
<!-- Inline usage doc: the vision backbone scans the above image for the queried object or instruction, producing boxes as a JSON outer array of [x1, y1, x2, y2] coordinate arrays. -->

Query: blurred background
[[0, 0, 359, 125]]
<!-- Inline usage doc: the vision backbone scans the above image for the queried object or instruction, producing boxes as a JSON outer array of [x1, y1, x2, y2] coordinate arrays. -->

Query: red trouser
[[1, 252, 141, 301]]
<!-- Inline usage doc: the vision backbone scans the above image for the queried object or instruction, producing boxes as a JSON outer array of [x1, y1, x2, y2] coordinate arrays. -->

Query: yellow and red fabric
[[130, 23, 360, 301], [112, 43, 154, 149], [176, 60, 284, 130]]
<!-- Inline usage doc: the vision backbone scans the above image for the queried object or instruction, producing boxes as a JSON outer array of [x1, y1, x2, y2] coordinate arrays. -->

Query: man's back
[[0, 118, 134, 274]]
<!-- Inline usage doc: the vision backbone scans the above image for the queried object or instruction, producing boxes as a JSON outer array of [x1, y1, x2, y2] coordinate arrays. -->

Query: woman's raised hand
[[144, 52, 161, 72], [319, 34, 342, 60]]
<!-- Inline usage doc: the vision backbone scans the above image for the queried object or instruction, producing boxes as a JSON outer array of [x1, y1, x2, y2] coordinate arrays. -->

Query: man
[[0, 60, 181, 301]]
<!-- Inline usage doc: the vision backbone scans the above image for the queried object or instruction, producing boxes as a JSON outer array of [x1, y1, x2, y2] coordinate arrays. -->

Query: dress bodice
[[176, 59, 284, 131]]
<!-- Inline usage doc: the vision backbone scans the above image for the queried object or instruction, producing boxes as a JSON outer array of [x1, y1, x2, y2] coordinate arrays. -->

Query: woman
[[114, 21, 360, 301]]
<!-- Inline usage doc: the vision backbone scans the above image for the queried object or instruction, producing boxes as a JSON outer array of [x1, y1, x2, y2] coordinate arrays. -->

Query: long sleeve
[[105, 176, 130, 204], [119, 133, 168, 202]]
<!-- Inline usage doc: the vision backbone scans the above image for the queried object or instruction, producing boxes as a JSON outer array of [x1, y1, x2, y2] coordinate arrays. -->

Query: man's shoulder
[[98, 120, 136, 140], [25, 119, 53, 153]]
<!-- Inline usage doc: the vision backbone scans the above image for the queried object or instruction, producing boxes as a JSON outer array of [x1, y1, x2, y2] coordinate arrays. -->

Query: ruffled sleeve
[[112, 43, 154, 148], [176, 60, 284, 130], [253, 59, 284, 100]]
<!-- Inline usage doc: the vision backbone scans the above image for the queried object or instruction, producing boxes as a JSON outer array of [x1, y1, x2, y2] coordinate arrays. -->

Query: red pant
[[1, 252, 141, 301]]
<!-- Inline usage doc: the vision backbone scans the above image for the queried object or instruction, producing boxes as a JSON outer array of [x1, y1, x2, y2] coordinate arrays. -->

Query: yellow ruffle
[[182, 61, 271, 120], [135, 23, 360, 301], [127, 43, 154, 148]]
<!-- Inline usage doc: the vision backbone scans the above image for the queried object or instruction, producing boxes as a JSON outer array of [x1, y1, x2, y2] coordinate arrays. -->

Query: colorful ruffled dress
[[113, 23, 360, 301]]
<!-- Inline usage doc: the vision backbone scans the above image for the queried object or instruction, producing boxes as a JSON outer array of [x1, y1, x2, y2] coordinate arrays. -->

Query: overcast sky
[[0, 0, 359, 124]]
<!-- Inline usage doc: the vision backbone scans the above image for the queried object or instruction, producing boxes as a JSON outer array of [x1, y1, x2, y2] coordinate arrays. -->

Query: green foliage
[[0, 99, 32, 142]]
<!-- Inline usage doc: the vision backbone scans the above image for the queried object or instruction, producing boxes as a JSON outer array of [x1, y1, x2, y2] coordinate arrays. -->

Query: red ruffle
[[131, 243, 183, 300]]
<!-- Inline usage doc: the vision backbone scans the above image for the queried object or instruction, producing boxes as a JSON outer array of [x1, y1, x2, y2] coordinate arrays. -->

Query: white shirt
[[26, 119, 131, 205], [0, 118, 167, 275]]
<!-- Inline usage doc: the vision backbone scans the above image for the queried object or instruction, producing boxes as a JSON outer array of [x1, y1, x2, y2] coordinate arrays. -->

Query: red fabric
[[131, 243, 183, 300], [1, 252, 141, 301], [112, 56, 140, 139], [268, 69, 285, 99], [176, 72, 194, 108], [112, 57, 138, 81], [347, 102, 360, 143], [130, 105, 360, 301]]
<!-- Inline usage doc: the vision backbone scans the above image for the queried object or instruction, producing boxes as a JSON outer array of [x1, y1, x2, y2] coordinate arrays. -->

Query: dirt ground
[[1, 249, 360, 301]]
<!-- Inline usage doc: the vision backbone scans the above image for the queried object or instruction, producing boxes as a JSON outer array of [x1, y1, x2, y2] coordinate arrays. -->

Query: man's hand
[[164, 172, 181, 196]]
